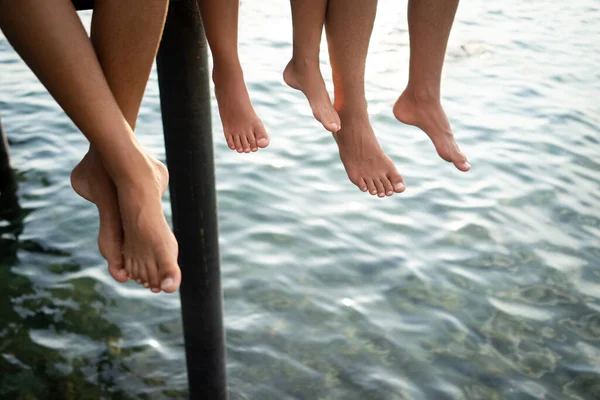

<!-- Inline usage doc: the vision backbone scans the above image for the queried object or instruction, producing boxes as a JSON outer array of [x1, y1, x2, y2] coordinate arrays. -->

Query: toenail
[[161, 278, 174, 290], [394, 183, 405, 190], [151, 288, 161, 293], [144, 283, 149, 288], [329, 123, 340, 131], [370, 190, 377, 194], [118, 269, 127, 276], [387, 191, 393, 196], [258, 138, 267, 144]]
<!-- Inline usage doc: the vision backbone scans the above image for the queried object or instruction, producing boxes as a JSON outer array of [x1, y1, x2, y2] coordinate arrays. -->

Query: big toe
[[313, 103, 341, 133], [389, 172, 406, 193], [108, 260, 129, 283], [452, 150, 471, 171], [254, 122, 270, 148], [159, 261, 182, 293], [432, 138, 471, 172], [439, 141, 470, 172]]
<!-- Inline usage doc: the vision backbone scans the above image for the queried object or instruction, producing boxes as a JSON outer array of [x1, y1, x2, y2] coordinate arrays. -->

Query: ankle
[[333, 94, 368, 115], [212, 58, 243, 82], [289, 56, 320, 74], [106, 147, 157, 189], [403, 85, 441, 106]]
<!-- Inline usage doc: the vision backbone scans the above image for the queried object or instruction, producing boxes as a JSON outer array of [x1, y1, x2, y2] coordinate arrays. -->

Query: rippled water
[[1, 0, 599, 399]]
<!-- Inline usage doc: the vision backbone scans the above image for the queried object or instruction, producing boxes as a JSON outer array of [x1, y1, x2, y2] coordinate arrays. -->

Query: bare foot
[[284, 59, 341, 133], [334, 107, 405, 197], [213, 66, 269, 153], [71, 149, 128, 283], [115, 156, 181, 293], [394, 89, 470, 172]]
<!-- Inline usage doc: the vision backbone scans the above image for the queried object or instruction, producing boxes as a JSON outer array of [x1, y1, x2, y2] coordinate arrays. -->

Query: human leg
[[284, 0, 340, 133], [0, 0, 181, 292], [325, 0, 405, 196], [197, 0, 269, 153], [393, 0, 469, 171], [71, 0, 175, 290]]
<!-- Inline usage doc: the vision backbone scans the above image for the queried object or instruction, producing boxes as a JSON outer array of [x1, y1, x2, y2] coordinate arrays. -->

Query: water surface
[[1, 0, 599, 399]]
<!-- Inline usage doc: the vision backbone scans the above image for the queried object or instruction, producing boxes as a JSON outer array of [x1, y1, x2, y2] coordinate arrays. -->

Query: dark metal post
[[0, 113, 20, 226], [156, 1, 227, 399], [0, 114, 9, 174], [71, 0, 94, 10]]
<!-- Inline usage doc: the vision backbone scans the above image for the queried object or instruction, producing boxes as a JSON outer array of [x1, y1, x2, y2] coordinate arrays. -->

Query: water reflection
[[0, 168, 140, 399]]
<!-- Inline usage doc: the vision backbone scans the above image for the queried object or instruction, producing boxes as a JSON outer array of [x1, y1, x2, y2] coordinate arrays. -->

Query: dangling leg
[[71, 0, 174, 291], [0, 0, 181, 293], [284, 0, 340, 133], [197, 0, 269, 153], [393, 0, 469, 172], [325, 0, 405, 197]]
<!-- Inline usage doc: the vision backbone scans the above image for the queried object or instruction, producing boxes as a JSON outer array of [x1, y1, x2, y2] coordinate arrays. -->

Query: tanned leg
[[197, 0, 269, 153], [284, 0, 340, 133], [325, 0, 405, 197], [0, 0, 181, 293], [393, 0, 469, 171], [70, 0, 178, 292]]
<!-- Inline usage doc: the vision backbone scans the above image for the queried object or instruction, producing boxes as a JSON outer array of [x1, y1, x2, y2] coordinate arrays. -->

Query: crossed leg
[[393, 0, 469, 172], [0, 0, 181, 292], [197, 0, 269, 153], [284, 0, 340, 133], [71, 0, 173, 291], [325, 0, 405, 197]]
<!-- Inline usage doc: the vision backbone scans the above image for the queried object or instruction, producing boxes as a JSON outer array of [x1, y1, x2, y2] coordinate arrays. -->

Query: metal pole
[[0, 114, 9, 174], [71, 0, 94, 10], [0, 113, 20, 226], [156, 1, 227, 399]]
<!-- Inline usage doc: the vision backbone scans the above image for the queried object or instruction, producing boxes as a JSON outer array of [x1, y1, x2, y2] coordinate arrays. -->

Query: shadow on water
[[0, 166, 139, 400]]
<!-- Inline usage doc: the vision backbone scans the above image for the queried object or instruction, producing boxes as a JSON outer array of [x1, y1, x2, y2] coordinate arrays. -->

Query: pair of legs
[[0, 0, 181, 292], [285, 0, 469, 197]]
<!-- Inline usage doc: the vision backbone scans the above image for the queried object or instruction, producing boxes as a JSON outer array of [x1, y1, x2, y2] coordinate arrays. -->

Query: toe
[[388, 172, 406, 193], [125, 257, 134, 280], [455, 160, 471, 172], [254, 122, 270, 148], [159, 260, 182, 293], [132, 261, 140, 282], [358, 178, 368, 192], [374, 179, 386, 198], [108, 260, 129, 283], [240, 135, 251, 153], [247, 131, 258, 152], [449, 143, 469, 172], [453, 151, 470, 171], [348, 172, 368, 192], [139, 265, 149, 287], [233, 135, 243, 153], [145, 261, 160, 290], [366, 179, 377, 196], [314, 105, 341, 133], [225, 134, 236, 150], [381, 177, 394, 197]]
